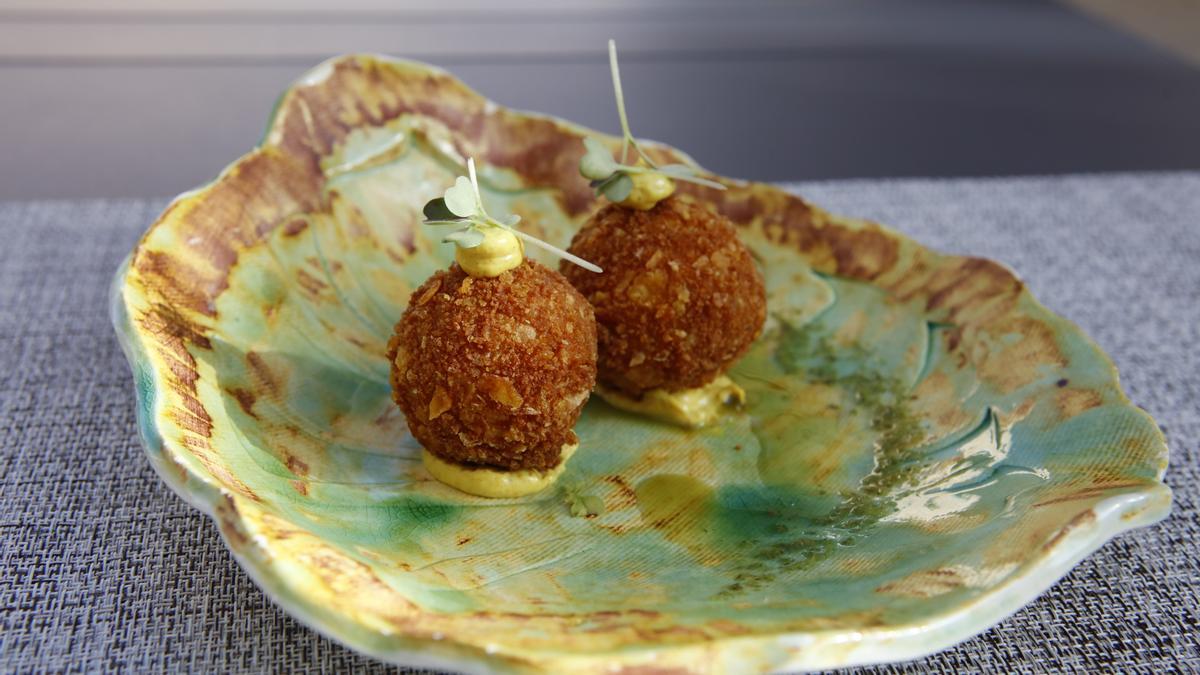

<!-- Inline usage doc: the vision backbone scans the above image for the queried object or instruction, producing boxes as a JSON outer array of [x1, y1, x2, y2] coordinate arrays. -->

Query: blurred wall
[[1, 0, 1199, 199]]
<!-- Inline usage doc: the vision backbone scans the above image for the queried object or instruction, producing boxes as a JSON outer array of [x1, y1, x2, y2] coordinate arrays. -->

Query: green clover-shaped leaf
[[598, 173, 633, 202], [423, 197, 463, 223], [420, 157, 601, 273], [580, 137, 619, 181], [443, 228, 485, 248], [443, 176, 478, 218]]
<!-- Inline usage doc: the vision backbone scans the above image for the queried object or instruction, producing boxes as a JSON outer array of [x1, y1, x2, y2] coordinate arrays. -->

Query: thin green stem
[[455, 155, 602, 273], [466, 157, 488, 218], [632, 143, 658, 167], [608, 40, 660, 170], [672, 174, 726, 190], [511, 229, 603, 274], [609, 40, 635, 166]]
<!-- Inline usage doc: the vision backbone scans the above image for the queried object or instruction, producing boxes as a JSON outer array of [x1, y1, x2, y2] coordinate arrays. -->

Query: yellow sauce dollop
[[423, 444, 577, 498], [619, 171, 675, 210], [455, 228, 524, 277], [596, 375, 746, 428]]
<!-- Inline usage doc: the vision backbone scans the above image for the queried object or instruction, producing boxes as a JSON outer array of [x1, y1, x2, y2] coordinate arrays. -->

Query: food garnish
[[579, 40, 725, 209], [424, 158, 601, 274]]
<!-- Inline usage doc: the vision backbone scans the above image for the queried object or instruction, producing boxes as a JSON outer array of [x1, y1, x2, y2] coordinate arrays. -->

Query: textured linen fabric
[[1, 173, 1197, 673]]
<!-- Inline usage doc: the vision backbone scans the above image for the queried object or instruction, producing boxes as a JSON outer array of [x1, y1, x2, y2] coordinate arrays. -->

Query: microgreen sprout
[[579, 40, 726, 203], [562, 482, 605, 518], [423, 158, 602, 273]]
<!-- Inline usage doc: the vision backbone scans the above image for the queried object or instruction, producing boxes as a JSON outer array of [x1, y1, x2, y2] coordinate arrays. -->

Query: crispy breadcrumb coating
[[388, 261, 597, 472], [561, 195, 765, 396]]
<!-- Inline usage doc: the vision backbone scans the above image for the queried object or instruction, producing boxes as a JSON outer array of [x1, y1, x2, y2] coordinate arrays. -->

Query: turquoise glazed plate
[[112, 55, 1170, 674]]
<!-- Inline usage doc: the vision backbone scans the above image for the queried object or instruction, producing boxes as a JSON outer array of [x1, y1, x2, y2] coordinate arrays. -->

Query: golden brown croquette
[[388, 261, 597, 472], [560, 195, 766, 397]]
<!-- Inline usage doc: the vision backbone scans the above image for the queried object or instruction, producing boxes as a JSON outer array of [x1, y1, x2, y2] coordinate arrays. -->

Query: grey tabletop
[[2, 172, 1197, 673]]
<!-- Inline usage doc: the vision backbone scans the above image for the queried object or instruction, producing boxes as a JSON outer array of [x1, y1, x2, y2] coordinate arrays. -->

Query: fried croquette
[[560, 195, 766, 397], [388, 260, 597, 472]]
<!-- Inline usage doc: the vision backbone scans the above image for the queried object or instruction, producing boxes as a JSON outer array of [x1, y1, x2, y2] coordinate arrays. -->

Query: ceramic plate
[[112, 55, 1170, 674]]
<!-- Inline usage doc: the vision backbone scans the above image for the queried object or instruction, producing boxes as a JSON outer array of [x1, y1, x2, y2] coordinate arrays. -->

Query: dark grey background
[[1, 0, 1199, 200]]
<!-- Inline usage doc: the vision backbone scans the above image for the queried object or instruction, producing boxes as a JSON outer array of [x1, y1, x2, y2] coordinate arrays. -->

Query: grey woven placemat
[[1, 173, 1197, 673]]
